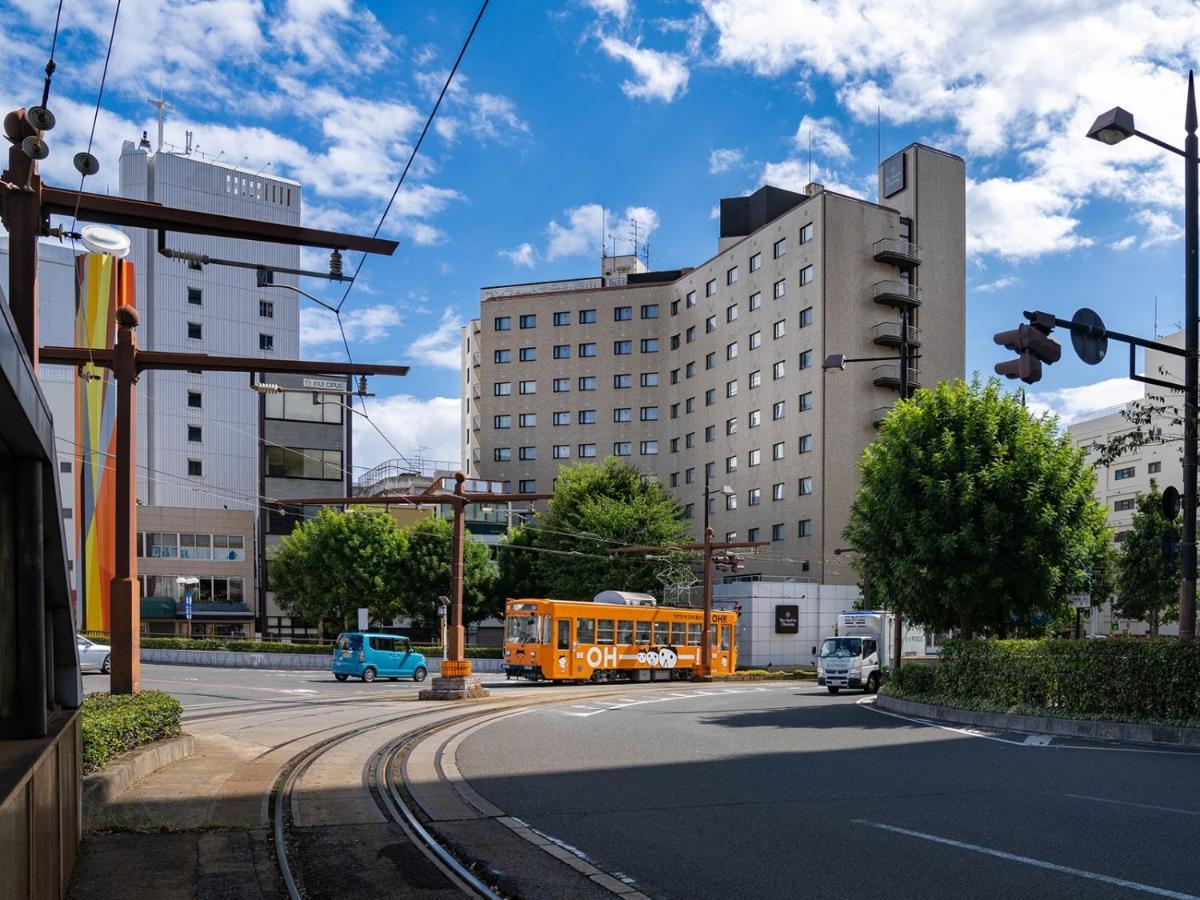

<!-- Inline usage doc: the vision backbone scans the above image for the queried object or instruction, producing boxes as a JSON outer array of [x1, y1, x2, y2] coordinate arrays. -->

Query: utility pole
[[896, 304, 909, 674]]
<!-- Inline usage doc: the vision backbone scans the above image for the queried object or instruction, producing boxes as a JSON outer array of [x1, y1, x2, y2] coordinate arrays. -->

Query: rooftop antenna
[[147, 73, 173, 153], [808, 126, 813, 185], [601, 205, 607, 265], [185, 130, 192, 155], [253, 161, 272, 178], [628, 218, 640, 261], [1154, 295, 1159, 338]]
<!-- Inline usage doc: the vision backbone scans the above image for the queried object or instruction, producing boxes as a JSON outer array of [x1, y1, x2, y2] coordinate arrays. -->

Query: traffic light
[[994, 318, 1062, 385], [1163, 525, 1180, 576]]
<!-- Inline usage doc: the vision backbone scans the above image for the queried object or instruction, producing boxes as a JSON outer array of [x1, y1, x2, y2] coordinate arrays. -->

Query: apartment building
[[464, 143, 966, 584]]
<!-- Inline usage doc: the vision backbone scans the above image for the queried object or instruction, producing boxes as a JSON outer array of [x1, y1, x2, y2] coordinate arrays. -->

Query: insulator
[[330, 249, 344, 279]]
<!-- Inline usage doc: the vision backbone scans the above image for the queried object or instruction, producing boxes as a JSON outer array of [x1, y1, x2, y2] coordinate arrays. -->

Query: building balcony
[[471, 350, 480, 368], [470, 414, 480, 431], [872, 364, 920, 390], [872, 321, 921, 349], [873, 280, 921, 309], [872, 406, 895, 428], [873, 238, 921, 269]]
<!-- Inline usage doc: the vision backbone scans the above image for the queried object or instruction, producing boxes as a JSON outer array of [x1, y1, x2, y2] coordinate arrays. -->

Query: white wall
[[716, 581, 860, 668]]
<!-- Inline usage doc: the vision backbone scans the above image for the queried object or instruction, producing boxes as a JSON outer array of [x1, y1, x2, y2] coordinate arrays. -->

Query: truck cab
[[817, 612, 889, 694]]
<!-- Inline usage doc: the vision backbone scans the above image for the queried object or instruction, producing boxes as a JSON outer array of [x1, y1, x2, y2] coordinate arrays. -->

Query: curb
[[138, 648, 506, 673], [82, 734, 195, 827], [876, 694, 1200, 749]]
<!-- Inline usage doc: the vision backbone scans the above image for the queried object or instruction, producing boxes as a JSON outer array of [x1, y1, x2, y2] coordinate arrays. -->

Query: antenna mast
[[147, 75, 173, 153]]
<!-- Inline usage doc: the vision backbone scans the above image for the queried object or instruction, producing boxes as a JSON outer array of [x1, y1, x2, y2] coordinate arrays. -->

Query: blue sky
[[3, 0, 1200, 468]]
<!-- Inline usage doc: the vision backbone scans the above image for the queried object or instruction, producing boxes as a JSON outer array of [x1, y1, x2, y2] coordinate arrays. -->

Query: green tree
[[1115, 482, 1180, 636], [844, 377, 1107, 637], [270, 508, 407, 633], [397, 517, 497, 628], [496, 458, 691, 601]]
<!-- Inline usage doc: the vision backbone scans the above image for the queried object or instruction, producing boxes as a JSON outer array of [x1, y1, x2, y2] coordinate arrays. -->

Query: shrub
[[886, 638, 1200, 727], [80, 691, 183, 775], [226, 640, 330, 655], [892, 662, 936, 695]]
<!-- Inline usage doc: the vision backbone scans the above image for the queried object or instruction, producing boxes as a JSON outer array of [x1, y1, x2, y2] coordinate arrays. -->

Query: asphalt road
[[457, 684, 1200, 900]]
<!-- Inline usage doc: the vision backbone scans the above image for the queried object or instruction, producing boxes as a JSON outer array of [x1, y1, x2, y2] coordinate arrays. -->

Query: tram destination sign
[[775, 604, 799, 634]]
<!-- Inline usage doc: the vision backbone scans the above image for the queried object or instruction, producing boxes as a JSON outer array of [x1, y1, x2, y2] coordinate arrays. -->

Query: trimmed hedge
[[80, 691, 183, 775], [882, 638, 1200, 727], [81, 633, 504, 658]]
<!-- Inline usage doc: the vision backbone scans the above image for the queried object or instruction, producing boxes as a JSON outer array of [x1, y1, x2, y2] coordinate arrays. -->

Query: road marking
[[852, 819, 1200, 899], [557, 685, 786, 717], [1022, 734, 1053, 746], [1066, 794, 1200, 817]]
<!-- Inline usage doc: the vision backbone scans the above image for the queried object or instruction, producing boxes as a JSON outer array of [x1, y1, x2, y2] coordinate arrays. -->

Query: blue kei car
[[332, 632, 428, 683]]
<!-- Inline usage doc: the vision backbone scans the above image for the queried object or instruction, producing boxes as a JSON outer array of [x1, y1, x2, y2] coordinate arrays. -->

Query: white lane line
[[1066, 794, 1200, 817], [852, 819, 1200, 899], [1022, 734, 1053, 746]]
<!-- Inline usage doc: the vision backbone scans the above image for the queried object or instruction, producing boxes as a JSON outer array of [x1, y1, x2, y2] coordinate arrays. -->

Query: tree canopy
[[844, 377, 1110, 637], [1115, 482, 1179, 636], [497, 458, 691, 601], [398, 516, 497, 629]]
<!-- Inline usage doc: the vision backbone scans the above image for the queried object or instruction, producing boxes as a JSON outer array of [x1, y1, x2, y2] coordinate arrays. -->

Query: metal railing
[[873, 237, 921, 261], [873, 280, 921, 302], [872, 406, 893, 426], [872, 321, 920, 343], [872, 364, 921, 385]]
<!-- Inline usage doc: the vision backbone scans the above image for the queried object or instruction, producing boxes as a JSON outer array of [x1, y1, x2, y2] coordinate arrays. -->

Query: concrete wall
[[717, 581, 861, 668]]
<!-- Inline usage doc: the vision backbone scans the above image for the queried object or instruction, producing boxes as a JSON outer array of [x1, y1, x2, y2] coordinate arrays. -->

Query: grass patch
[[81, 691, 183, 775]]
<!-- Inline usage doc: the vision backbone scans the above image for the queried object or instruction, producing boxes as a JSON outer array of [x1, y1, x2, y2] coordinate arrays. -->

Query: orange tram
[[502, 595, 739, 682]]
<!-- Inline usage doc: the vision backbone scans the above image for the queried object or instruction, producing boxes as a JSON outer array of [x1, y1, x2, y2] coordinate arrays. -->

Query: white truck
[[817, 611, 893, 694]]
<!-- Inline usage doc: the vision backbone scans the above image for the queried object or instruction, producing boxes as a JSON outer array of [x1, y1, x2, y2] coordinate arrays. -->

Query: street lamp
[[702, 475, 734, 535], [1087, 71, 1198, 641]]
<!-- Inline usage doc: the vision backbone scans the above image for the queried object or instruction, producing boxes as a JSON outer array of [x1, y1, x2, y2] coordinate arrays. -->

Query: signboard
[[1068, 593, 1091, 610], [184, 590, 193, 621], [882, 152, 906, 198], [303, 377, 347, 391], [357, 607, 369, 631], [775, 604, 799, 634]]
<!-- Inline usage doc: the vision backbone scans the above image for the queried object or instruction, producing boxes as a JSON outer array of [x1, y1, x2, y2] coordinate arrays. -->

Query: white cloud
[[966, 176, 1092, 259], [975, 276, 1018, 294], [546, 203, 605, 260], [1137, 209, 1183, 248], [352, 394, 462, 470], [499, 243, 538, 267], [417, 72, 530, 144], [300, 303, 402, 350], [598, 36, 690, 102], [760, 159, 866, 200], [585, 0, 631, 22], [794, 115, 851, 161], [708, 148, 744, 173], [1026, 377, 1146, 426], [1109, 235, 1138, 251], [408, 309, 466, 370]]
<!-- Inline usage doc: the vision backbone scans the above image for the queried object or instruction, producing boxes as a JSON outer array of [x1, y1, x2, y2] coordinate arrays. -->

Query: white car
[[76, 636, 111, 674]]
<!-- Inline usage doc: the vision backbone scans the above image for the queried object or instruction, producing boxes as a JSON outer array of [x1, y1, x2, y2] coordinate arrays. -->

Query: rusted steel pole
[[447, 471, 467, 664], [701, 526, 714, 677], [109, 306, 141, 694]]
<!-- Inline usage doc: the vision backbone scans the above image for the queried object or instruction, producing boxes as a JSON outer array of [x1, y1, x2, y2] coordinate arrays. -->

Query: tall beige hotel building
[[463, 143, 965, 586]]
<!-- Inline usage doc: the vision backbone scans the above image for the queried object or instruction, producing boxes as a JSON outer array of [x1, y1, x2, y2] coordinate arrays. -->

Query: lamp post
[[1087, 71, 1198, 641], [702, 473, 734, 536]]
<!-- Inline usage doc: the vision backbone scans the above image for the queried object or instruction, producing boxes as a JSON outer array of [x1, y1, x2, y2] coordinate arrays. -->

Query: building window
[[706, 279, 717, 297], [724, 494, 737, 511], [614, 408, 633, 423], [187, 459, 203, 477], [727, 304, 739, 323], [799, 433, 813, 453], [579, 376, 597, 391], [579, 309, 597, 324], [799, 349, 812, 370], [259, 333, 275, 351], [684, 503, 695, 519], [800, 307, 813, 328], [771, 401, 785, 421], [798, 476, 813, 495], [749, 291, 762, 311], [187, 391, 203, 409], [614, 441, 632, 456], [494, 415, 512, 429], [686, 397, 695, 413], [748, 488, 761, 507], [670, 402, 680, 418], [772, 482, 785, 501], [519, 479, 537, 493], [494, 448, 511, 462], [723, 342, 736, 361], [641, 304, 659, 319], [686, 432, 696, 448], [799, 392, 813, 411], [520, 347, 537, 362], [685, 468, 695, 484], [640, 406, 659, 421], [726, 455, 738, 473], [706, 353, 717, 370], [773, 442, 785, 461], [705, 425, 716, 442], [799, 222, 814, 243], [259, 300, 274, 318], [553, 445, 570, 459], [494, 349, 512, 363], [494, 382, 512, 396], [748, 448, 761, 467], [750, 252, 762, 272], [773, 279, 787, 299], [686, 290, 697, 307], [59, 460, 72, 474], [187, 321, 202, 340], [706, 389, 716, 406], [519, 446, 537, 461], [773, 360, 785, 380], [520, 314, 537, 329], [640, 441, 658, 455], [615, 340, 632, 355], [579, 410, 597, 424], [578, 443, 597, 458], [553, 411, 570, 425], [799, 265, 814, 286], [519, 413, 537, 427], [686, 326, 696, 343], [554, 311, 570, 326], [554, 344, 571, 359], [640, 338, 659, 353], [772, 523, 785, 541], [494, 316, 511, 331], [670, 472, 679, 487], [670, 334, 681, 350], [553, 378, 570, 393], [671, 370, 680, 385], [615, 306, 633, 321], [773, 320, 786, 340], [1113, 466, 1135, 480], [614, 373, 632, 389], [671, 299, 680, 315], [773, 237, 787, 258], [750, 331, 762, 350], [726, 379, 738, 398], [749, 409, 761, 428], [749, 370, 761, 389], [724, 266, 738, 287], [187, 425, 202, 443], [187, 287, 203, 305], [641, 372, 659, 387], [706, 315, 717, 334], [1149, 461, 1163, 474], [798, 519, 813, 538], [519, 380, 536, 395]]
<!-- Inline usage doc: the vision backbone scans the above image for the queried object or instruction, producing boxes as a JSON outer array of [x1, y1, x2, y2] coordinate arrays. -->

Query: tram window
[[653, 622, 669, 644], [617, 620, 635, 644], [687, 623, 701, 646], [636, 621, 651, 643], [597, 619, 615, 645], [577, 618, 596, 643], [720, 626, 731, 651], [670, 622, 687, 645], [557, 619, 571, 650]]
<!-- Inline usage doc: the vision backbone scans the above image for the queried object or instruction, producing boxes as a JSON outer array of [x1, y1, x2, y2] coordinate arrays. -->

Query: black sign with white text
[[883, 152, 906, 198], [775, 604, 799, 634]]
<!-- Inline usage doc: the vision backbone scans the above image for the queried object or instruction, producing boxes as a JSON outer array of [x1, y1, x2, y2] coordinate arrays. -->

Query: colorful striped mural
[[75, 253, 135, 633]]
